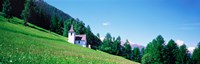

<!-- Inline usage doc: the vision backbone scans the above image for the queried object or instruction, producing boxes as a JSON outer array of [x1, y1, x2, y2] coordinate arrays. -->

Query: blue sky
[[45, 0, 200, 47]]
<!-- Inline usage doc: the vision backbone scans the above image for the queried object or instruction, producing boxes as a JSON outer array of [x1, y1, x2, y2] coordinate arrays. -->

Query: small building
[[68, 25, 89, 47]]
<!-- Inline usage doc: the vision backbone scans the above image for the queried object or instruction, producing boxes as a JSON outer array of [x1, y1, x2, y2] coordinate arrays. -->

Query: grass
[[0, 16, 138, 64]]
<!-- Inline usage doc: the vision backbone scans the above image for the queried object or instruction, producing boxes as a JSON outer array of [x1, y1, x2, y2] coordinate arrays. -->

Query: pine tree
[[21, 0, 31, 26], [99, 33, 112, 53], [50, 15, 58, 32], [124, 39, 132, 59], [166, 39, 179, 64], [142, 35, 165, 64], [2, 0, 12, 18], [63, 19, 73, 36], [111, 36, 121, 55], [176, 44, 191, 64], [133, 47, 141, 62], [192, 42, 200, 64], [96, 33, 100, 38], [56, 20, 63, 35]]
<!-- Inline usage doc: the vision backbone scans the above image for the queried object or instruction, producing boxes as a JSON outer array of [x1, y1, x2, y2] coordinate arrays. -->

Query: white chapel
[[68, 25, 88, 47]]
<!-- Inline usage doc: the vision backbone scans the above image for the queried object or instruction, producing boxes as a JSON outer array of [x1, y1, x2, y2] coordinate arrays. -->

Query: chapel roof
[[69, 25, 74, 32], [75, 34, 87, 41]]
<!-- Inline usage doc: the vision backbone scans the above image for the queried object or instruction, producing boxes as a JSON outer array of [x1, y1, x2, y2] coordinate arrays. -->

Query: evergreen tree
[[155, 35, 166, 63], [63, 19, 73, 37], [133, 47, 141, 62], [56, 20, 63, 35], [119, 45, 126, 56], [21, 0, 32, 26], [192, 42, 200, 64], [142, 53, 154, 64], [99, 33, 112, 53], [141, 48, 145, 55], [111, 36, 121, 55], [166, 39, 179, 64], [50, 15, 58, 32], [176, 44, 191, 64], [124, 39, 132, 59], [116, 36, 121, 55], [142, 35, 165, 64], [96, 33, 100, 38], [87, 25, 91, 31], [63, 20, 69, 37], [2, 0, 12, 18]]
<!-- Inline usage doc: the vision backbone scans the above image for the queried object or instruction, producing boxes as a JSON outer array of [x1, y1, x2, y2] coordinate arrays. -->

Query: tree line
[[142, 35, 200, 64], [99, 33, 200, 64], [99, 33, 143, 62]]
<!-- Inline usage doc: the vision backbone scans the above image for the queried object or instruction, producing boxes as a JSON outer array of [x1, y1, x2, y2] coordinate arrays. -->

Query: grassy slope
[[0, 16, 138, 64]]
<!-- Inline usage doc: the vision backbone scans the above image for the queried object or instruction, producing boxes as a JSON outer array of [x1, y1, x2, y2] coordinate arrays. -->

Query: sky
[[44, 0, 200, 48]]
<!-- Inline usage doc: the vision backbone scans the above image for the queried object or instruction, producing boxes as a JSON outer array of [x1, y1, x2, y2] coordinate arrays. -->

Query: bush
[[0, 12, 7, 17], [141, 53, 154, 64]]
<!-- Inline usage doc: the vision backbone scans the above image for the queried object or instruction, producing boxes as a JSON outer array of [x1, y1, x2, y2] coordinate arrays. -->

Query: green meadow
[[0, 16, 138, 64]]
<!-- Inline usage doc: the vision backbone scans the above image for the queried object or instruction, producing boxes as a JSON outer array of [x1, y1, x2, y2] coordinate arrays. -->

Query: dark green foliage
[[84, 25, 102, 49], [99, 33, 143, 62], [0, 12, 6, 17], [142, 35, 166, 64], [176, 44, 191, 64], [56, 20, 63, 35], [142, 53, 154, 64], [124, 40, 132, 59], [21, 0, 31, 26], [49, 15, 63, 35], [119, 45, 126, 56], [141, 48, 145, 55], [2, 0, 12, 18], [133, 47, 141, 62], [96, 33, 100, 38], [192, 42, 200, 64], [10, 0, 25, 18], [165, 39, 179, 64], [63, 19, 73, 37], [142, 35, 195, 64], [99, 33, 112, 53], [50, 15, 58, 32], [111, 36, 121, 55], [99, 34, 122, 55], [0, 0, 2, 11]]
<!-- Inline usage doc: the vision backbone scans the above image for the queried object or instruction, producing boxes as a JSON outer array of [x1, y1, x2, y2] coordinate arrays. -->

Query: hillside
[[0, 0, 102, 49], [0, 16, 138, 64], [0, 0, 72, 29]]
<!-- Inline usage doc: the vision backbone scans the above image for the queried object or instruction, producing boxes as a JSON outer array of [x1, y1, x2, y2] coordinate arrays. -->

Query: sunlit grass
[[0, 16, 138, 64]]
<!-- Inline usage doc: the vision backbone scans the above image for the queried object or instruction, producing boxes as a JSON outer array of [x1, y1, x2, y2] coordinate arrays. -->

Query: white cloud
[[100, 37, 104, 41], [175, 40, 184, 46], [102, 22, 109, 26], [179, 22, 200, 30], [188, 47, 195, 53]]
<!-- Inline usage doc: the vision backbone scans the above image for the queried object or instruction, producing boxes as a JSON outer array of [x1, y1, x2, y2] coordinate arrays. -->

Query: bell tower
[[68, 25, 75, 44]]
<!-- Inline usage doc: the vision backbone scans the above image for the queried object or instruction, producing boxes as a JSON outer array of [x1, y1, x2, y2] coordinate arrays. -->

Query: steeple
[[68, 25, 75, 44], [69, 25, 74, 32]]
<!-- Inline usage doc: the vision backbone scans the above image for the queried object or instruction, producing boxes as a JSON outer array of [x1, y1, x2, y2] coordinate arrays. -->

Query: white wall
[[75, 40, 86, 47], [68, 32, 75, 44]]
